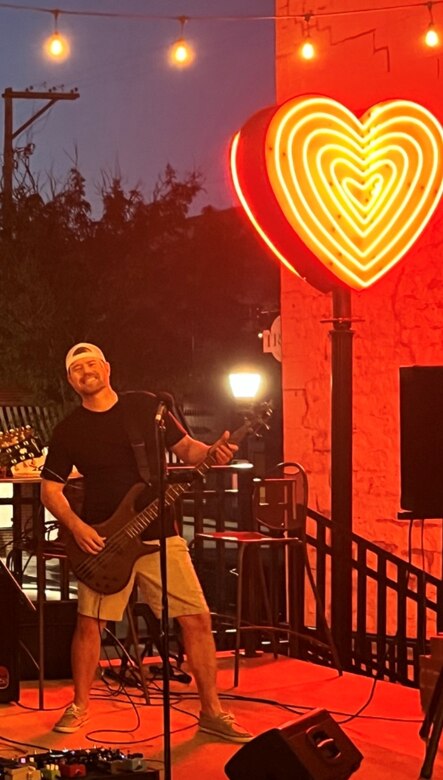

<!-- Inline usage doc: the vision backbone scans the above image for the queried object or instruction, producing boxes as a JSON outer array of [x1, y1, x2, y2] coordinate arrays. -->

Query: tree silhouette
[[0, 164, 279, 408]]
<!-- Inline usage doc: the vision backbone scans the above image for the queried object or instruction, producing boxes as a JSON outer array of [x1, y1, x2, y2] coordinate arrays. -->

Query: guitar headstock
[[243, 401, 273, 435], [0, 426, 44, 472], [230, 401, 273, 446]]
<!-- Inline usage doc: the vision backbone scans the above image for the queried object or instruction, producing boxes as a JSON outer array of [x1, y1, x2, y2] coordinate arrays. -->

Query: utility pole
[[2, 87, 80, 237]]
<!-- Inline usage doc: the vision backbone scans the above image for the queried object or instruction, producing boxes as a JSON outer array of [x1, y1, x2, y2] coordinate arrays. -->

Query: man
[[41, 342, 252, 742]]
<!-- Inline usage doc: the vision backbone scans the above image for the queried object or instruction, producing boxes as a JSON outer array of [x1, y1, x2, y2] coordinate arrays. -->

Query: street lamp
[[228, 369, 264, 469], [228, 371, 262, 401]]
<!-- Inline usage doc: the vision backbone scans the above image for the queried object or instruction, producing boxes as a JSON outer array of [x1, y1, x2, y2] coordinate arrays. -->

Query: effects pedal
[[59, 765, 87, 778], [1, 752, 159, 780]]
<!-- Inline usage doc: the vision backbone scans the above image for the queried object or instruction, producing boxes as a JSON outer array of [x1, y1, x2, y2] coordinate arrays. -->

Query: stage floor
[[0, 653, 441, 779]]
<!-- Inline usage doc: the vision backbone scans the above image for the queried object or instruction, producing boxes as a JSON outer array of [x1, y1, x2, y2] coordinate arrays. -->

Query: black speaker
[[225, 708, 363, 780], [19, 600, 77, 680], [400, 366, 443, 518], [0, 561, 20, 702], [0, 559, 36, 701]]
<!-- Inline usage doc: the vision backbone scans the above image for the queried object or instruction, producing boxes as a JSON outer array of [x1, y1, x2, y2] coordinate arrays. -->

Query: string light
[[299, 14, 316, 60], [0, 1, 440, 63], [44, 10, 70, 61], [424, 2, 441, 46], [300, 39, 316, 59], [169, 16, 195, 68]]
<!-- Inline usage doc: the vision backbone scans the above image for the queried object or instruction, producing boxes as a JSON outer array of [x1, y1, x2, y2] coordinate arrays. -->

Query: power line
[[0, 1, 440, 24]]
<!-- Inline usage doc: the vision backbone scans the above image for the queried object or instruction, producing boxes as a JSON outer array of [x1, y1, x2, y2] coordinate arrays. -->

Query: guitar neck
[[126, 422, 254, 537]]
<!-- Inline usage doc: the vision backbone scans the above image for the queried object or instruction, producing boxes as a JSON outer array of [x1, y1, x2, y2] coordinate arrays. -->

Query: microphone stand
[[155, 402, 172, 780]]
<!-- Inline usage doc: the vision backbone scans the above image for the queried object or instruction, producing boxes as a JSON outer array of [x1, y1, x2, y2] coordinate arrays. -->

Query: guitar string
[[73, 422, 262, 583], [75, 488, 186, 579], [74, 427, 262, 580], [75, 466, 212, 579], [74, 450, 223, 580]]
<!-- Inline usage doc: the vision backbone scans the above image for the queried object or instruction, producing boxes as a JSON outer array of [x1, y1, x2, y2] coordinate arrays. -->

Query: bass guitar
[[63, 404, 272, 594]]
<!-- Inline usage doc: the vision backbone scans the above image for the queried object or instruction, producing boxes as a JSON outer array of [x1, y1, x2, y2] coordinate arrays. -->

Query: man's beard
[[79, 375, 105, 395]]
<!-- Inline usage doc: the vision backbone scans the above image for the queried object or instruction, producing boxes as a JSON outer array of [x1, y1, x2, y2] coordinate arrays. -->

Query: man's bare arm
[[41, 478, 105, 554]]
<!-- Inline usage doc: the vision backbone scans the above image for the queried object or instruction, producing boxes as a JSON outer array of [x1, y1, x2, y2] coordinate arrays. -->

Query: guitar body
[[63, 483, 160, 595]]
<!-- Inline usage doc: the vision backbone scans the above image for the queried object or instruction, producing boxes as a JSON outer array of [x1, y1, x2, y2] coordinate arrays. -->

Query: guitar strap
[[120, 392, 152, 485]]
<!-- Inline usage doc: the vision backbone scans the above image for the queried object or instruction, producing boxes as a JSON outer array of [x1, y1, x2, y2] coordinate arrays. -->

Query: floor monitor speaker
[[224, 708, 363, 780], [400, 366, 443, 517]]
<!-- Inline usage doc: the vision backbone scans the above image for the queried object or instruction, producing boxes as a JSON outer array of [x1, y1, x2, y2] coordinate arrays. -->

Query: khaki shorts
[[77, 535, 209, 621]]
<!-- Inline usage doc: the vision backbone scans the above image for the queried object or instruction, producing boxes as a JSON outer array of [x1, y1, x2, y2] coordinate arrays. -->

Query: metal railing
[[306, 508, 443, 686], [184, 473, 443, 687]]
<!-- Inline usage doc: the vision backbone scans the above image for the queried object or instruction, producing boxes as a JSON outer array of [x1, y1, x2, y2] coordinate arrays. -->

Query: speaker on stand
[[399, 365, 443, 519], [224, 708, 363, 780]]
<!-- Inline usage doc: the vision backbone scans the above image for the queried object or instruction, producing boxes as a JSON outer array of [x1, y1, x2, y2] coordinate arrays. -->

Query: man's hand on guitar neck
[[207, 430, 238, 465]]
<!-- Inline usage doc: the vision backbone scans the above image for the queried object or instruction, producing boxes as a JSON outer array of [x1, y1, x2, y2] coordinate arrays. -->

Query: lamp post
[[227, 368, 266, 475], [227, 369, 265, 657]]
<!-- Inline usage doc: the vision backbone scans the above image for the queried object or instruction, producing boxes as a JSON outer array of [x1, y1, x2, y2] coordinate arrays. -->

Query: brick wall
[[275, 0, 443, 575]]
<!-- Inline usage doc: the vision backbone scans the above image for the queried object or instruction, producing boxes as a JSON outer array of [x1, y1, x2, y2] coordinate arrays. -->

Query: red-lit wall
[[275, 0, 443, 574]]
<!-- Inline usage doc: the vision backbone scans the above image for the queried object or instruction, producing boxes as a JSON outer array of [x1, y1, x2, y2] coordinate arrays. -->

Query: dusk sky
[[0, 0, 275, 215]]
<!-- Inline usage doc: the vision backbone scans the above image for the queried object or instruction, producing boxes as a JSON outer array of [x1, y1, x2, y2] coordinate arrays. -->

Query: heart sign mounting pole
[[327, 287, 354, 666]]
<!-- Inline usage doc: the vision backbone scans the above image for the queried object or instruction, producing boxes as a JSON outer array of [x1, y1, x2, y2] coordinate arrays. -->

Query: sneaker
[[53, 703, 89, 733], [198, 711, 253, 743]]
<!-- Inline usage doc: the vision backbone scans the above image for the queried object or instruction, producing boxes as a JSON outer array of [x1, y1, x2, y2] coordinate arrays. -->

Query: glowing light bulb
[[44, 32, 70, 61], [228, 372, 261, 400], [169, 38, 194, 67], [49, 35, 63, 56], [300, 39, 315, 60], [425, 26, 440, 47]]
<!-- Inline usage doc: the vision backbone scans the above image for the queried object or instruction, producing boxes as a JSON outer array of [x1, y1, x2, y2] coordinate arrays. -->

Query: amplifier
[[0, 559, 34, 702], [19, 599, 77, 680]]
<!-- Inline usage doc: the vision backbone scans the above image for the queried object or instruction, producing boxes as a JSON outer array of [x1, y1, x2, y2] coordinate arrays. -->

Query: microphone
[[155, 391, 174, 409], [154, 391, 174, 424]]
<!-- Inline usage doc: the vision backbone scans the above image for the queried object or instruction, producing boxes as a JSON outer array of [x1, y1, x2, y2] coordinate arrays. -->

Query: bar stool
[[196, 462, 342, 686], [121, 598, 188, 684], [121, 591, 152, 704]]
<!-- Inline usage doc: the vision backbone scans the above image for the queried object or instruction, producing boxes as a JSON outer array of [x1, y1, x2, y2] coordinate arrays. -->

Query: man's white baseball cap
[[65, 343, 107, 373]]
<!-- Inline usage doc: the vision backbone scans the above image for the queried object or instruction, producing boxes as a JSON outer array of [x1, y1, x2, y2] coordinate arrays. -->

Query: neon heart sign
[[230, 96, 443, 291]]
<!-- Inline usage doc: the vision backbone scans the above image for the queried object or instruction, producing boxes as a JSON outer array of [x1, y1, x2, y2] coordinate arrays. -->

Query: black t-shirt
[[41, 392, 186, 539]]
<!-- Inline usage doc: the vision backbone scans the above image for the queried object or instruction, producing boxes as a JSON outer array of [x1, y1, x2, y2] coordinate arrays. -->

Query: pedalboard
[[0, 750, 159, 780]]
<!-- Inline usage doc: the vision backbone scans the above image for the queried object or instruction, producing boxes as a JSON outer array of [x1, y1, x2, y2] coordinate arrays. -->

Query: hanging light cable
[[424, 1, 440, 48], [169, 16, 195, 67], [299, 13, 316, 60], [44, 10, 70, 61]]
